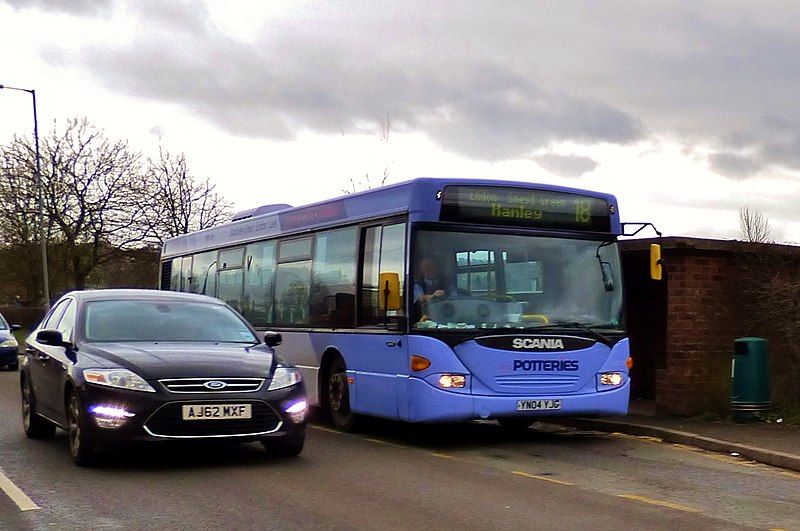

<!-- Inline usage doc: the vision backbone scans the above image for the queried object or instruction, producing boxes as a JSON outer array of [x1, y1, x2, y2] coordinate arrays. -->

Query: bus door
[[350, 223, 408, 419]]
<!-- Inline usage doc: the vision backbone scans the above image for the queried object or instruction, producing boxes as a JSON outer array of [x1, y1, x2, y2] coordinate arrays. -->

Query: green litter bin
[[731, 337, 770, 421]]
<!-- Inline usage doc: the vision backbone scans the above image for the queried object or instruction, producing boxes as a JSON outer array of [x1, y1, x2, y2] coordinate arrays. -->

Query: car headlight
[[1, 338, 18, 348], [83, 369, 156, 393], [268, 366, 302, 391]]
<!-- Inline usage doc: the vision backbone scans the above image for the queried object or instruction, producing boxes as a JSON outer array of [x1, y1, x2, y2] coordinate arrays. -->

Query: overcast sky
[[2, 0, 799, 241]]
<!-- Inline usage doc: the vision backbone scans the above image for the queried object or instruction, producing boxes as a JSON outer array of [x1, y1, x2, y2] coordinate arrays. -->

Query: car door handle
[[386, 340, 402, 347]]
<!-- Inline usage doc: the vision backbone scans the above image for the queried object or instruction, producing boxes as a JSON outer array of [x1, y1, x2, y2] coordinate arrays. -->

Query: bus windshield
[[411, 229, 623, 331]]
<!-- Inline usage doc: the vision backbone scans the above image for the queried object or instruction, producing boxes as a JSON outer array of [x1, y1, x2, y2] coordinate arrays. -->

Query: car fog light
[[438, 374, 466, 389], [599, 372, 624, 386], [89, 404, 135, 429], [284, 400, 308, 423]]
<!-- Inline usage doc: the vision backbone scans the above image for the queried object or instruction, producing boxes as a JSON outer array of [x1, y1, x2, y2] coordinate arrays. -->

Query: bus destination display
[[439, 185, 611, 232]]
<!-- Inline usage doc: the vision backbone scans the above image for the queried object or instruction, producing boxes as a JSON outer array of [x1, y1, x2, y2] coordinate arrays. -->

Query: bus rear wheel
[[326, 356, 358, 432]]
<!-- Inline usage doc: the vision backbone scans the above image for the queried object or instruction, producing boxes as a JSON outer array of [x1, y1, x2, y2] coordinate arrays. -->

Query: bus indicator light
[[411, 355, 431, 372]]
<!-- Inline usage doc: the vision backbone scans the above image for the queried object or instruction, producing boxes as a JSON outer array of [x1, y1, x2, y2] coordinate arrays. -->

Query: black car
[[0, 312, 21, 371], [21, 289, 307, 466]]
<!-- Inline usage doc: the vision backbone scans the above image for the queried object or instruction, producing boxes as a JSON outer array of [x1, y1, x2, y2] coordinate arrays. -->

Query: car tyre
[[21, 376, 56, 439], [325, 356, 359, 432], [497, 418, 534, 433], [262, 432, 305, 457], [67, 391, 96, 467], [7, 360, 19, 372]]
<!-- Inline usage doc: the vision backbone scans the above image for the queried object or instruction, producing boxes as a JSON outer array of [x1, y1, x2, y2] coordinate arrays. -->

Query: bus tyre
[[498, 418, 534, 433], [326, 356, 358, 432]]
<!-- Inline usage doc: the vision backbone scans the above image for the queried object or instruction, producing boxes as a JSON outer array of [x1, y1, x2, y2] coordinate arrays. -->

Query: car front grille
[[143, 401, 281, 438], [159, 377, 265, 393]]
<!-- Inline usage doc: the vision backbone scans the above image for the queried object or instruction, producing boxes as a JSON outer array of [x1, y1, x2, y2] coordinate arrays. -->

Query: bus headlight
[[438, 374, 466, 389], [598, 372, 624, 387]]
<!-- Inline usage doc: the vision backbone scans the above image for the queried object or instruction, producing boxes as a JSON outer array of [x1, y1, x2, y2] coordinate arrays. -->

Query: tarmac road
[[0, 368, 797, 530]]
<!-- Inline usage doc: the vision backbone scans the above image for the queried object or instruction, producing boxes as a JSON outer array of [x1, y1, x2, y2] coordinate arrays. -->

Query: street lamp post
[[0, 84, 50, 308]]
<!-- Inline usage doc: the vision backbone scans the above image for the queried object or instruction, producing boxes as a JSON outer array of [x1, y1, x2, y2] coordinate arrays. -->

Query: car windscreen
[[82, 300, 259, 343], [0, 314, 7, 330]]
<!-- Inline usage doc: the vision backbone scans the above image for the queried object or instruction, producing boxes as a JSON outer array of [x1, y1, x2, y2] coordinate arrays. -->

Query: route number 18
[[575, 199, 592, 223]]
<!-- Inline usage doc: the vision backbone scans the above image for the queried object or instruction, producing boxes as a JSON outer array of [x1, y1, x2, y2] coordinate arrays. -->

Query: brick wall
[[622, 237, 800, 416]]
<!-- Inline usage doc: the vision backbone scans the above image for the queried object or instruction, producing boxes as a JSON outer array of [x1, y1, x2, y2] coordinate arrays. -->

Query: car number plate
[[181, 404, 252, 420], [516, 399, 562, 411]]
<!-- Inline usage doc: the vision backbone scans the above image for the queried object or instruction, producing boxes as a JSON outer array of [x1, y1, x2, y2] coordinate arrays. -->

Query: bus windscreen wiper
[[525, 321, 613, 345]]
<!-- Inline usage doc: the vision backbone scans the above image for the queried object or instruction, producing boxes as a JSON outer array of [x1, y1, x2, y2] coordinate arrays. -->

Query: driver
[[413, 258, 449, 304]]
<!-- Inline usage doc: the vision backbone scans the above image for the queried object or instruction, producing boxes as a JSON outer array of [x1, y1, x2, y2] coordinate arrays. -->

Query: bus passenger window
[[274, 261, 312, 325], [217, 248, 244, 311], [311, 228, 357, 328], [190, 250, 217, 296], [243, 242, 276, 327]]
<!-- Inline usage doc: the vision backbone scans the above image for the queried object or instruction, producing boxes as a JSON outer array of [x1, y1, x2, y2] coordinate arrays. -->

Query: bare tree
[[342, 114, 392, 195], [0, 117, 145, 290], [739, 207, 773, 243], [0, 141, 46, 301], [137, 146, 232, 245]]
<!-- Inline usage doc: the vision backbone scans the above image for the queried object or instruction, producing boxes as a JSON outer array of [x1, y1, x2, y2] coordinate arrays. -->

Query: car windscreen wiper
[[524, 321, 613, 345]]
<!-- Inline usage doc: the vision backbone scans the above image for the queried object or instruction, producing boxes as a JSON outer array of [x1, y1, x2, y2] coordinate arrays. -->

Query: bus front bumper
[[405, 377, 630, 423]]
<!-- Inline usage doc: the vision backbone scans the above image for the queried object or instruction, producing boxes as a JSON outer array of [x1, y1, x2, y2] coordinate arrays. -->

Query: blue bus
[[160, 178, 659, 431]]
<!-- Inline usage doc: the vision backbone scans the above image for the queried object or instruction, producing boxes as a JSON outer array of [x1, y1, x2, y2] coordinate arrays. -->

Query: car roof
[[59, 289, 225, 305]]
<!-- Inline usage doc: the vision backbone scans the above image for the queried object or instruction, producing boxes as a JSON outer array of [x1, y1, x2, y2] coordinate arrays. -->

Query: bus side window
[[169, 257, 181, 291], [180, 256, 193, 292], [274, 237, 313, 326], [217, 247, 245, 312], [243, 242, 276, 327], [311, 227, 357, 328], [359, 222, 406, 327], [190, 250, 217, 296]]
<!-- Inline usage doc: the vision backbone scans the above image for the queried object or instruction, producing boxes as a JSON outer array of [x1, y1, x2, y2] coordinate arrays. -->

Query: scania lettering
[[512, 338, 565, 349], [160, 178, 659, 431]]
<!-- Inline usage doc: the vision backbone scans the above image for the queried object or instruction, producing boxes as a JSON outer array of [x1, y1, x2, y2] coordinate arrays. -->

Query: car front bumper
[[77, 382, 307, 445]]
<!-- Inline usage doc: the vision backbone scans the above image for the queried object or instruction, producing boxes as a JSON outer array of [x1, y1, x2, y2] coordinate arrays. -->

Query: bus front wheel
[[326, 356, 358, 432]]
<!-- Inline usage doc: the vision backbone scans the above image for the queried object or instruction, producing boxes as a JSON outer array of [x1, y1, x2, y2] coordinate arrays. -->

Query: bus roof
[[161, 177, 620, 259]]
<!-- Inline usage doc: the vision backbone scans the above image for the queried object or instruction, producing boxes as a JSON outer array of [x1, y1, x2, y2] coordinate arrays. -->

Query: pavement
[[549, 399, 800, 473]]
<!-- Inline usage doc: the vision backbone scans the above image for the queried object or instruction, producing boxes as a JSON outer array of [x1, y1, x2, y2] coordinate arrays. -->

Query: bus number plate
[[516, 399, 562, 411]]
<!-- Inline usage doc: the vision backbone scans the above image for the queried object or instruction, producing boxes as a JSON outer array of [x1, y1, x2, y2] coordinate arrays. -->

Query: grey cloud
[[4, 0, 112, 16], [533, 154, 599, 178], [38, 1, 800, 171], [708, 153, 761, 179]]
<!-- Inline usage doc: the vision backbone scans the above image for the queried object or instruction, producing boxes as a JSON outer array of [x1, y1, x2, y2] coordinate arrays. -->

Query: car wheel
[[7, 361, 19, 372], [21, 376, 55, 439], [262, 432, 305, 457], [497, 418, 534, 433], [67, 391, 96, 467], [326, 356, 359, 432]]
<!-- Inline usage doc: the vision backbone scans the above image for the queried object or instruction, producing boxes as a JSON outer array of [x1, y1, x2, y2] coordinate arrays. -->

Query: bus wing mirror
[[650, 244, 663, 281], [379, 272, 401, 311]]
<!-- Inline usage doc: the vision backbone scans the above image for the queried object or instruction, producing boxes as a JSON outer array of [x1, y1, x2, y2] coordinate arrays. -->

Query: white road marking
[[0, 468, 39, 512]]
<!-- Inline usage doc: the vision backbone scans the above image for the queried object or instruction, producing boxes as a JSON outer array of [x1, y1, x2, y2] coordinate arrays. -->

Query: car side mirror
[[263, 331, 282, 347], [10, 324, 21, 331], [36, 329, 66, 347]]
